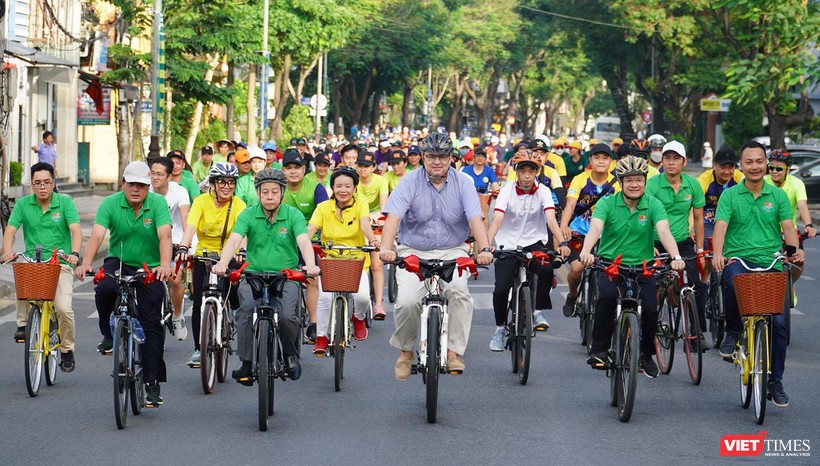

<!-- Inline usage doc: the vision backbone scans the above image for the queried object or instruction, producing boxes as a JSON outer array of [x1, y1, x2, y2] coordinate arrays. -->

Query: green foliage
[[586, 92, 616, 118], [282, 106, 315, 145], [9, 162, 22, 187], [195, 118, 227, 155], [723, 100, 764, 150]]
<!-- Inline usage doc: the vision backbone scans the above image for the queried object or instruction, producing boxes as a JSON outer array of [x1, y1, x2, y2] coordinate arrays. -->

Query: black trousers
[[591, 271, 658, 355], [655, 238, 707, 330], [492, 241, 554, 327], [191, 259, 240, 351]]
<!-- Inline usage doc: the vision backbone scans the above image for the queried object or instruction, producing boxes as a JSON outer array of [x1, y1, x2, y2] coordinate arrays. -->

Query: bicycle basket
[[318, 257, 364, 293], [732, 272, 786, 316], [13, 262, 61, 300]]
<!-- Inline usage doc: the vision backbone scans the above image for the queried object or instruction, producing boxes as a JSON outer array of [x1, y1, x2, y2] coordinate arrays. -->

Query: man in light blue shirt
[[380, 133, 493, 380], [32, 131, 58, 174]]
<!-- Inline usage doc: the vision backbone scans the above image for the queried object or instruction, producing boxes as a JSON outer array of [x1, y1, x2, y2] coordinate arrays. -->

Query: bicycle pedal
[[14, 338, 25, 343], [410, 364, 419, 374], [188, 363, 201, 369], [145, 402, 160, 409], [448, 369, 463, 375]]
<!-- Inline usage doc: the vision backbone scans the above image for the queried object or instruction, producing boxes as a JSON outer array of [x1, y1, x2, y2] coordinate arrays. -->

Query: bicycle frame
[[737, 315, 770, 386]]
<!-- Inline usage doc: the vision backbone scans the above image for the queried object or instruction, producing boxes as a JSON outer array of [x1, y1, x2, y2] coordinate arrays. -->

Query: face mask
[[650, 151, 662, 163], [460, 148, 469, 156]]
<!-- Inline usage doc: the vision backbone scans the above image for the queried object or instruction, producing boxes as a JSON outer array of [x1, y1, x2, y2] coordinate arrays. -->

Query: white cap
[[535, 134, 552, 147], [491, 135, 500, 144], [379, 140, 391, 148], [460, 139, 473, 149], [122, 161, 151, 184], [662, 140, 687, 158], [249, 146, 266, 161], [703, 142, 711, 147]]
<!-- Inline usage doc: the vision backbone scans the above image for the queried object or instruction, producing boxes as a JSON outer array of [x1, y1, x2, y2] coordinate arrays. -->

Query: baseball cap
[[235, 141, 248, 149], [613, 137, 624, 146], [296, 138, 308, 145], [513, 140, 532, 152], [474, 148, 487, 157], [166, 150, 186, 161], [532, 139, 550, 152], [662, 141, 687, 158], [379, 139, 391, 148], [714, 146, 737, 165], [588, 138, 598, 146], [289, 137, 298, 146], [616, 143, 631, 159], [356, 152, 376, 166], [201, 146, 214, 155], [262, 141, 277, 152], [589, 143, 613, 157], [249, 147, 266, 161], [234, 148, 250, 163], [367, 141, 378, 148], [408, 145, 421, 155], [460, 139, 473, 149], [122, 161, 151, 185], [391, 140, 402, 148], [282, 150, 305, 166], [491, 136, 499, 144], [387, 151, 407, 164], [568, 141, 583, 150], [314, 152, 331, 165]]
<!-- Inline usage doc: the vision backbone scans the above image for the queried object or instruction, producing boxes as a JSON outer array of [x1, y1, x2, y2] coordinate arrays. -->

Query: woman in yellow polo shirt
[[176, 162, 246, 367], [307, 167, 379, 355]]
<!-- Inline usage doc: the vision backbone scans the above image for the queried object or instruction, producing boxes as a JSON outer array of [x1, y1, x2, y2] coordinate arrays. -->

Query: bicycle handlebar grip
[[92, 266, 106, 284], [229, 261, 250, 284], [141, 262, 156, 285]]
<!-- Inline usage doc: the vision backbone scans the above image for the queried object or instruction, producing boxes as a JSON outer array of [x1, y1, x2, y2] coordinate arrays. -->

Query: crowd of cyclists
[[3, 126, 812, 412]]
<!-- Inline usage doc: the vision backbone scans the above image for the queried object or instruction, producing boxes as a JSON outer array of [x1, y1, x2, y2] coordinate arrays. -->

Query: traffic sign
[[310, 94, 328, 110], [700, 98, 731, 112]]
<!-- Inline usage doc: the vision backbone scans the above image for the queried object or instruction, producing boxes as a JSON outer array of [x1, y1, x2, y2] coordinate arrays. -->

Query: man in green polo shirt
[[214, 168, 320, 383], [191, 146, 215, 184], [712, 141, 802, 408], [579, 156, 685, 378], [167, 150, 201, 201], [2, 163, 82, 371], [76, 161, 174, 408], [645, 140, 710, 349]]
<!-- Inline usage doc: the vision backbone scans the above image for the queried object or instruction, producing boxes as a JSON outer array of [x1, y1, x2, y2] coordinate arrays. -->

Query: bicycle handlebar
[[727, 254, 790, 273], [492, 247, 565, 269], [228, 261, 315, 285], [385, 254, 479, 281], [87, 262, 155, 286]]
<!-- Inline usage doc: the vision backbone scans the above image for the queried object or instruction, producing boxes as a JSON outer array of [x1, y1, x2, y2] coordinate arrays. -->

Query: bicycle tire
[[584, 275, 597, 354], [579, 272, 589, 345], [617, 312, 639, 422], [709, 271, 725, 348], [129, 328, 144, 416], [426, 305, 441, 424], [44, 309, 60, 386], [682, 291, 703, 385], [508, 292, 519, 373], [333, 295, 346, 392], [257, 319, 271, 431], [216, 305, 231, 383], [200, 303, 217, 394], [269, 332, 278, 416], [388, 263, 398, 303], [654, 295, 675, 375], [785, 267, 792, 346], [24, 303, 43, 397], [752, 320, 768, 424], [518, 284, 533, 385], [738, 329, 752, 409], [113, 318, 129, 430]]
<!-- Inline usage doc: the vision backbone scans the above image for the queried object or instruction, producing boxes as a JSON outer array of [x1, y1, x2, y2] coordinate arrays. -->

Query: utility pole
[[427, 64, 433, 127], [315, 54, 323, 141], [148, 0, 162, 160], [259, 0, 270, 144]]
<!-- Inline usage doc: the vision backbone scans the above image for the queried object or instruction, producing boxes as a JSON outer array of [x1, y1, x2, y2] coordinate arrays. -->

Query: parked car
[[796, 158, 820, 202]]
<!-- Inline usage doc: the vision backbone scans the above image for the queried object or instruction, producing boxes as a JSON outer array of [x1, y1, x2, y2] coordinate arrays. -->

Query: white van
[[592, 116, 621, 145]]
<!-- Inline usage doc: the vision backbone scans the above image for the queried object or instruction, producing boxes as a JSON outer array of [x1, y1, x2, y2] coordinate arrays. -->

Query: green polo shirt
[[715, 181, 792, 270], [235, 173, 257, 208], [8, 193, 80, 262], [95, 191, 173, 268], [645, 173, 705, 242], [231, 203, 307, 273], [177, 171, 200, 202], [191, 160, 212, 184], [593, 193, 668, 266]]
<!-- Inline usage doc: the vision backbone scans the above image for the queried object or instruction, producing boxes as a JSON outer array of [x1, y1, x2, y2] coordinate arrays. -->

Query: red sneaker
[[352, 316, 368, 341], [313, 336, 329, 355]]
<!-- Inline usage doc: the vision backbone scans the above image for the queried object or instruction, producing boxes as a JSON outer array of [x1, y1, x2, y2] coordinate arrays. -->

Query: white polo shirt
[[493, 181, 554, 250]]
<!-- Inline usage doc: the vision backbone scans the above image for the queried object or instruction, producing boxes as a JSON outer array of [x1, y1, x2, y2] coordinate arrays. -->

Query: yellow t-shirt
[[356, 173, 388, 213], [647, 165, 661, 179], [309, 198, 371, 268], [187, 195, 247, 255], [384, 170, 404, 193], [546, 153, 567, 177]]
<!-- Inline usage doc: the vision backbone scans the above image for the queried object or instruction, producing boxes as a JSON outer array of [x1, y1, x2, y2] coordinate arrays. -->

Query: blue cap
[[262, 141, 277, 151], [236, 141, 248, 149], [408, 145, 421, 155]]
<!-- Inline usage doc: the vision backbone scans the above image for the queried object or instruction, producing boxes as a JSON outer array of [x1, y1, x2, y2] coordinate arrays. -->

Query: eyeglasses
[[215, 179, 237, 187], [423, 154, 450, 161], [33, 180, 53, 188], [767, 165, 786, 173], [150, 171, 167, 178]]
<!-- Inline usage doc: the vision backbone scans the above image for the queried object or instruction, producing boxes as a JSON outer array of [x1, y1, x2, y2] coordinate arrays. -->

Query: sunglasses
[[767, 165, 786, 173]]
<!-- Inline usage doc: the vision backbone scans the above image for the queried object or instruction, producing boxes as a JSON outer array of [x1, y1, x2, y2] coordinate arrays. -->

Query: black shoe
[[286, 355, 301, 380], [232, 361, 254, 386], [587, 351, 608, 370], [719, 331, 740, 357], [768, 381, 789, 407], [97, 338, 113, 354], [60, 351, 75, 372], [639, 353, 659, 378], [145, 383, 163, 407], [14, 326, 25, 343], [305, 323, 317, 343], [563, 295, 578, 318]]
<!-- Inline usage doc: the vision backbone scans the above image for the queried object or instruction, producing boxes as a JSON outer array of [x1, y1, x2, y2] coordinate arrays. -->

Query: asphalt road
[[1, 249, 819, 465]]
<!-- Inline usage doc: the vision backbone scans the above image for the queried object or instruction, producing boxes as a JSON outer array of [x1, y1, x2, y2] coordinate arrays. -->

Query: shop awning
[[4, 41, 78, 67]]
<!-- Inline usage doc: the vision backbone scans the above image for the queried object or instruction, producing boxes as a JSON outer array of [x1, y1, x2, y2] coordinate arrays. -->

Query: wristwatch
[[673, 255, 682, 261], [480, 247, 492, 254], [559, 241, 570, 247]]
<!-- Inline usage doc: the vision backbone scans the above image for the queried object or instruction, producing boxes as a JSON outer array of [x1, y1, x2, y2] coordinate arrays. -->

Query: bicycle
[[589, 254, 669, 422], [783, 230, 809, 346], [570, 234, 597, 353], [729, 254, 792, 425], [90, 262, 156, 429], [181, 253, 236, 394], [5, 246, 64, 397], [387, 254, 479, 423], [493, 247, 560, 385], [654, 253, 708, 385], [228, 263, 310, 432], [316, 243, 377, 391]]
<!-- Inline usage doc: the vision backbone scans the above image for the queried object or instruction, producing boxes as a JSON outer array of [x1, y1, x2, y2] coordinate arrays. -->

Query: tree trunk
[[765, 91, 814, 149], [184, 60, 217, 160], [270, 55, 292, 141], [226, 60, 235, 141], [401, 82, 413, 127], [247, 63, 257, 146], [369, 90, 381, 127], [116, 94, 131, 189], [603, 56, 634, 138]]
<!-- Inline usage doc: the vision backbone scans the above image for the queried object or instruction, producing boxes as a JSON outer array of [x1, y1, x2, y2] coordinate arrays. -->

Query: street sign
[[700, 98, 731, 112], [309, 94, 328, 110], [309, 108, 327, 117]]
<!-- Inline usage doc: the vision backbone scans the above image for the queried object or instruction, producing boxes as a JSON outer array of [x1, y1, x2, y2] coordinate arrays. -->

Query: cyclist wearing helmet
[[628, 138, 661, 179], [698, 145, 742, 247], [214, 168, 320, 383], [486, 151, 570, 350], [176, 162, 246, 366], [560, 143, 619, 317], [647, 134, 667, 172], [307, 167, 380, 355], [579, 156, 685, 376], [379, 132, 493, 379], [646, 141, 709, 349]]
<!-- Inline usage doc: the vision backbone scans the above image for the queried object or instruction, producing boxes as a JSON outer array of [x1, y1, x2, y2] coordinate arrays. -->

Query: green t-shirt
[[176, 173, 201, 202], [8, 193, 80, 262], [305, 171, 330, 190], [284, 178, 328, 224], [763, 174, 807, 224], [356, 174, 388, 213], [715, 181, 792, 269], [95, 191, 173, 267], [593, 193, 668, 266], [383, 170, 404, 192], [191, 160, 212, 184], [231, 203, 307, 272], [235, 173, 258, 208], [645, 173, 705, 242]]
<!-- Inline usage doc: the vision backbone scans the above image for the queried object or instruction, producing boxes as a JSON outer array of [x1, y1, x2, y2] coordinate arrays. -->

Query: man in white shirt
[[150, 157, 191, 340]]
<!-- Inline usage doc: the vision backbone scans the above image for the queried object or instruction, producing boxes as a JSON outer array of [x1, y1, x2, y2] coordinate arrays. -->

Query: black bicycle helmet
[[419, 132, 454, 155], [768, 149, 792, 166], [254, 168, 287, 189], [330, 166, 359, 187], [647, 134, 667, 150], [629, 138, 651, 158]]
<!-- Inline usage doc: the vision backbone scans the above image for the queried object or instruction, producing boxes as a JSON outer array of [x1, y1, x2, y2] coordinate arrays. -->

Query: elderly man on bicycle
[[712, 141, 803, 407], [379, 132, 493, 380]]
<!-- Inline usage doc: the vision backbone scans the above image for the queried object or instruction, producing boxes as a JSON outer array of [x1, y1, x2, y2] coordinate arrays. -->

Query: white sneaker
[[173, 315, 188, 341], [489, 328, 505, 352], [187, 350, 201, 367], [533, 312, 550, 331]]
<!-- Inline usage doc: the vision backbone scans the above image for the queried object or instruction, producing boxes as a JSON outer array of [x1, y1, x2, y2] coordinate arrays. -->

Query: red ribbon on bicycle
[[284, 268, 308, 285], [93, 266, 106, 285], [529, 250, 551, 267], [312, 244, 327, 258], [604, 254, 622, 280], [403, 255, 424, 280], [142, 262, 156, 285], [48, 246, 60, 265], [229, 261, 250, 284], [456, 257, 478, 279]]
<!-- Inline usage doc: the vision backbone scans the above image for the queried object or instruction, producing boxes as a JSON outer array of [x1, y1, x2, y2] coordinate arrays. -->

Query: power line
[[516, 5, 633, 30]]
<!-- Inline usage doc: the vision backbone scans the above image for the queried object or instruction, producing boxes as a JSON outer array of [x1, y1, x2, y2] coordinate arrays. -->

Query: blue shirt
[[384, 166, 483, 250], [36, 143, 58, 167], [461, 165, 497, 191]]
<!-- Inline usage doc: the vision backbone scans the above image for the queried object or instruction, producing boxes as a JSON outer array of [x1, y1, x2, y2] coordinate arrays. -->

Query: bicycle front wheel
[[517, 285, 533, 385], [752, 320, 768, 424], [24, 303, 44, 397], [682, 291, 702, 385], [617, 312, 640, 422], [216, 306, 232, 383], [256, 319, 271, 432], [113, 319, 129, 429], [388, 263, 398, 303], [44, 309, 60, 386], [129, 333, 144, 416], [709, 271, 725, 347], [583, 275, 597, 354], [426, 306, 441, 424], [200, 303, 217, 394], [738, 328, 752, 409], [654, 296, 675, 375], [333, 295, 346, 392]]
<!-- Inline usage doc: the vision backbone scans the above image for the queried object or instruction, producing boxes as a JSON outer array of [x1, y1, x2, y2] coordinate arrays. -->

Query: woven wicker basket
[[732, 272, 786, 316], [13, 262, 61, 301], [319, 257, 364, 293]]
